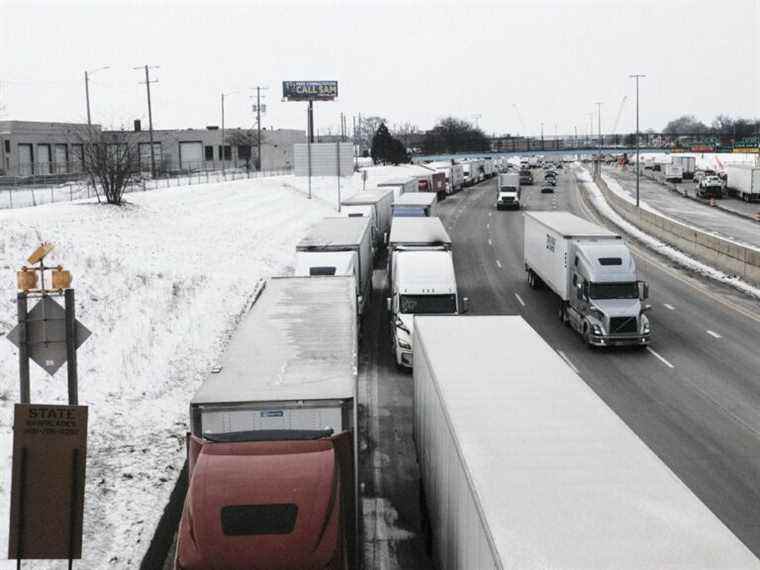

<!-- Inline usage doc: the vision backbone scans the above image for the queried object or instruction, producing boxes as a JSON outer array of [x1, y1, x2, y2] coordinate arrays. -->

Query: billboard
[[282, 81, 338, 101], [294, 143, 353, 176]]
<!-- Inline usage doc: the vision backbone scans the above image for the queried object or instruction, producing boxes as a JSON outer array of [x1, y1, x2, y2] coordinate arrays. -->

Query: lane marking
[[496, 260, 502, 269], [486, 223, 490, 230], [646, 347, 675, 369], [663, 303, 675, 310], [514, 292, 526, 307], [488, 238, 493, 246], [488, 212, 492, 217], [706, 330, 722, 339], [557, 350, 579, 373]]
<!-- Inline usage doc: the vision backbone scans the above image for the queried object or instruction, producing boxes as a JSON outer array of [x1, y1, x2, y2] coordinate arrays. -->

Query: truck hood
[[177, 438, 340, 570], [591, 298, 641, 317]]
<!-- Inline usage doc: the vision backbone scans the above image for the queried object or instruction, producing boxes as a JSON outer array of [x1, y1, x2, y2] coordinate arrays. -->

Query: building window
[[238, 145, 251, 159], [205, 145, 213, 161], [3, 140, 9, 153], [220, 145, 231, 160]]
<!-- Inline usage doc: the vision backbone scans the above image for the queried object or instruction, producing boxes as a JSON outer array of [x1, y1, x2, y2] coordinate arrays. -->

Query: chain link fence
[[0, 166, 292, 210]]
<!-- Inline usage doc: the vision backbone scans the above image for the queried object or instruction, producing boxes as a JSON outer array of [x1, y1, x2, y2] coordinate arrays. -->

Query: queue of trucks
[[172, 158, 760, 569]]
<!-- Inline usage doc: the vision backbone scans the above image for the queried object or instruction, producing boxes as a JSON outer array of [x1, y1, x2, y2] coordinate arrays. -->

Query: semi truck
[[176, 276, 358, 570], [426, 161, 464, 195], [523, 211, 651, 347], [672, 155, 696, 179], [662, 163, 683, 182], [340, 188, 394, 248], [413, 315, 760, 569], [725, 163, 760, 202], [392, 192, 438, 217], [496, 172, 521, 210], [697, 175, 724, 199], [296, 217, 373, 315], [386, 217, 462, 368]]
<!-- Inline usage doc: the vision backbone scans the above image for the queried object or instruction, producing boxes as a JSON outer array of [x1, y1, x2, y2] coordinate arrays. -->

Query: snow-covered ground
[[0, 175, 345, 568], [575, 167, 760, 301]]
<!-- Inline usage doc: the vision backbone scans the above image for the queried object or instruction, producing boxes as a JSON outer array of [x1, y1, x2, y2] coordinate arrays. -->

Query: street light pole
[[134, 65, 159, 178], [84, 66, 110, 128], [630, 74, 646, 208], [595, 102, 603, 176]]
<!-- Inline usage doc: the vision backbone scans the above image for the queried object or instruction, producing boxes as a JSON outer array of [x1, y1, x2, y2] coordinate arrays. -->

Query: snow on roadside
[[574, 167, 760, 301], [0, 176, 335, 568], [601, 169, 760, 252]]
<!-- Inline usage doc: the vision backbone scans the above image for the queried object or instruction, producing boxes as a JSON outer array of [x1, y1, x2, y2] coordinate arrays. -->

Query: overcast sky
[[1, 0, 758, 137]]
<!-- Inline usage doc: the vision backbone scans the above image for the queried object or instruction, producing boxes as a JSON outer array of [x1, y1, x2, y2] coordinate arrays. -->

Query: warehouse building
[[0, 120, 305, 178]]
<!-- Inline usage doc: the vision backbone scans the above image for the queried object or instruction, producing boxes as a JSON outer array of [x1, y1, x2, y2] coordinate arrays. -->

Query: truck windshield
[[589, 282, 639, 300], [400, 294, 456, 314]]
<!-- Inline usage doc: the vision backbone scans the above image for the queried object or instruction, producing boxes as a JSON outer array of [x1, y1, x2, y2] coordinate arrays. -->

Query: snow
[[574, 167, 760, 301], [0, 175, 339, 568]]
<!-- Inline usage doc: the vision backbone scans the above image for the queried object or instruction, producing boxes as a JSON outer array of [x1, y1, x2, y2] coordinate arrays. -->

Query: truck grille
[[609, 316, 637, 334], [501, 197, 514, 203]]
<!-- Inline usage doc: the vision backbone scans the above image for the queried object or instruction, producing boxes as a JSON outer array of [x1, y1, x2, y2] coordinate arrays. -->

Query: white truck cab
[[387, 250, 464, 368], [496, 173, 521, 210]]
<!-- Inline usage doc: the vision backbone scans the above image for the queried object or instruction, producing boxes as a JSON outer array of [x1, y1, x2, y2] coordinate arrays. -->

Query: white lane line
[[557, 350, 579, 374], [514, 292, 526, 307], [488, 212, 492, 217], [496, 260, 502, 269], [663, 303, 675, 310], [706, 330, 722, 339], [486, 223, 490, 230], [488, 238, 493, 246], [646, 347, 675, 369]]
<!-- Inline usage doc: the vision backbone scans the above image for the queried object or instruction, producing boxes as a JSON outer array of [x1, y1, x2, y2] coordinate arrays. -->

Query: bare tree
[[74, 128, 142, 205], [226, 128, 267, 171]]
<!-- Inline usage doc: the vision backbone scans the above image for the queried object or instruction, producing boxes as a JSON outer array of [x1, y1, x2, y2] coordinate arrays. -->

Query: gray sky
[[1, 0, 758, 137]]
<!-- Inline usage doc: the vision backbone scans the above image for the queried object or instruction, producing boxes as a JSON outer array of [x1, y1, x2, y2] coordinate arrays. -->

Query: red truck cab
[[175, 431, 354, 570]]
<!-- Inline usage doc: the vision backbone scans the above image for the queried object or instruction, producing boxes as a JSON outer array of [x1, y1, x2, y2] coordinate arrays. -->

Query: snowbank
[[0, 176, 335, 568], [575, 167, 760, 301]]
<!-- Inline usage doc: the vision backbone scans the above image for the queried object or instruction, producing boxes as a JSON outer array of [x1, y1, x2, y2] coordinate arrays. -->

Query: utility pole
[[250, 86, 268, 171], [84, 66, 109, 127], [630, 74, 646, 207], [540, 122, 544, 150], [587, 113, 593, 146], [134, 65, 159, 178]]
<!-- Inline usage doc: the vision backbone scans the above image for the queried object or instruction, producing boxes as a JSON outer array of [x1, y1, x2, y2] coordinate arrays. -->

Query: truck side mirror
[[640, 281, 650, 300], [461, 297, 470, 314], [386, 297, 392, 312]]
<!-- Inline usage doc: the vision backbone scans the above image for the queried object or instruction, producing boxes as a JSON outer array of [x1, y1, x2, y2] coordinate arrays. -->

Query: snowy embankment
[[575, 167, 760, 301], [0, 175, 339, 568]]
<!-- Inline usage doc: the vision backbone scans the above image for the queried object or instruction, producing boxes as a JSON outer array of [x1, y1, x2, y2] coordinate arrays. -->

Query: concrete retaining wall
[[593, 174, 760, 287]]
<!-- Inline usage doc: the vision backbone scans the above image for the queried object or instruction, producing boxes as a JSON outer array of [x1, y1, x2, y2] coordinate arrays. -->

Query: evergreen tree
[[371, 123, 410, 164]]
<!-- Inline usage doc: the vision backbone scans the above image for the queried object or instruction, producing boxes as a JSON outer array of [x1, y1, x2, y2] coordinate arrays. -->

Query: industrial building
[[0, 120, 305, 178]]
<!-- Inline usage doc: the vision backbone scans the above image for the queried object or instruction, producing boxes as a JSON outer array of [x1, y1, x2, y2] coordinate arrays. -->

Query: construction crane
[[512, 104, 527, 135], [611, 96, 629, 135]]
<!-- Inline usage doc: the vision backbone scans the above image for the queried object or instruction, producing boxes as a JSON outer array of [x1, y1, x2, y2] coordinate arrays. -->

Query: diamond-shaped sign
[[6, 296, 91, 376]]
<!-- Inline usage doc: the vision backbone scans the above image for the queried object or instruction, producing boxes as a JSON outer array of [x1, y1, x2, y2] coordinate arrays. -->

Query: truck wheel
[[528, 270, 536, 289], [582, 326, 594, 350], [558, 305, 568, 325]]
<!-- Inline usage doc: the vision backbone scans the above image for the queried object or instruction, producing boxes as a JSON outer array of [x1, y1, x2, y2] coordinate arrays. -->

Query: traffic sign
[[6, 296, 91, 376]]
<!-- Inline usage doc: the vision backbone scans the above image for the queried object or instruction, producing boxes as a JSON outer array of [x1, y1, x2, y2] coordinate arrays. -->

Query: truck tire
[[528, 270, 537, 289], [558, 305, 568, 325], [582, 325, 595, 350]]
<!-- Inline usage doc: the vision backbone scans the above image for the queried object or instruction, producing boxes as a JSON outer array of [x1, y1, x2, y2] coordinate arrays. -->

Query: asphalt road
[[606, 166, 760, 248], [433, 169, 760, 559]]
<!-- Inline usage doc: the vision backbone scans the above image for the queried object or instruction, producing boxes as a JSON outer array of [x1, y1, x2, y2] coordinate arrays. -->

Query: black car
[[541, 186, 555, 193]]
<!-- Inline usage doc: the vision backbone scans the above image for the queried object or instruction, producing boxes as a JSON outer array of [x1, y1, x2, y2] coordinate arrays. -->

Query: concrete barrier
[[593, 173, 760, 287]]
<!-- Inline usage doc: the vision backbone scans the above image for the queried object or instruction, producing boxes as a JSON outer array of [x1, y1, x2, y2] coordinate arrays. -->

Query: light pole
[[221, 90, 238, 177], [84, 66, 110, 127], [251, 86, 269, 171], [595, 102, 603, 176], [630, 74, 646, 207]]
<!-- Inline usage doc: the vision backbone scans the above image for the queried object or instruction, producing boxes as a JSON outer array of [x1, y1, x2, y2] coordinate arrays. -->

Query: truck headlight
[[592, 324, 603, 335], [641, 316, 650, 334], [398, 339, 411, 350]]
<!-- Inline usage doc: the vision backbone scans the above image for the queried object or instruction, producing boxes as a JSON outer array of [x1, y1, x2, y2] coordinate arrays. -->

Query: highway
[[605, 166, 760, 249], [444, 169, 760, 557]]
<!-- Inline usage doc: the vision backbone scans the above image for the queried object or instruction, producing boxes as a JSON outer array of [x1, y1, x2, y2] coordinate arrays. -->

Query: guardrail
[[593, 172, 760, 287]]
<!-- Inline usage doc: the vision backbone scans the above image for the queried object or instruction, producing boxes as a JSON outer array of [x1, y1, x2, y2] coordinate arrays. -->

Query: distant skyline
[[1, 0, 758, 137]]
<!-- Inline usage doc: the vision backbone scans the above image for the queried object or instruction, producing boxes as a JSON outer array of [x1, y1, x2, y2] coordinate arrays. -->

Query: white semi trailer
[[523, 211, 651, 347], [725, 163, 760, 202], [296, 217, 373, 315], [413, 315, 760, 569], [672, 155, 696, 179], [340, 188, 394, 248]]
